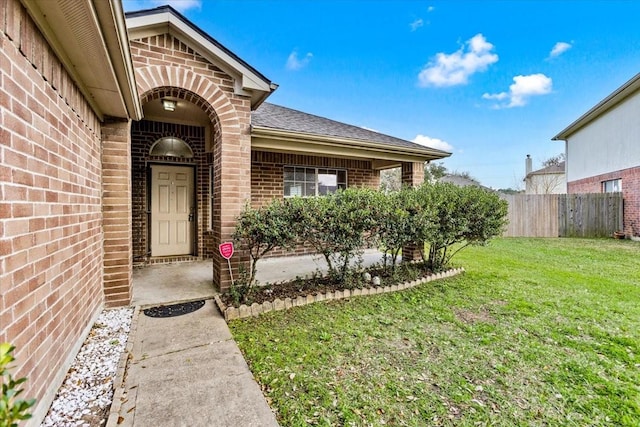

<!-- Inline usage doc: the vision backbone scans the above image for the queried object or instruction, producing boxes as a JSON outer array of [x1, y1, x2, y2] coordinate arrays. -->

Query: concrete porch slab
[[132, 260, 216, 308]]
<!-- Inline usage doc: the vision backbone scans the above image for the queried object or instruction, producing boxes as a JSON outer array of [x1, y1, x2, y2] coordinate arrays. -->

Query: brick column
[[402, 161, 425, 262], [214, 104, 252, 291], [401, 161, 424, 187], [101, 119, 133, 307]]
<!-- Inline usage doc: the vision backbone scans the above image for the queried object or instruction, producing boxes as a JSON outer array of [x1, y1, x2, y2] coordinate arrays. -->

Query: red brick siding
[[1, 0, 104, 422], [102, 119, 133, 307], [251, 151, 380, 207], [251, 151, 380, 256], [131, 33, 252, 290], [568, 166, 640, 237]]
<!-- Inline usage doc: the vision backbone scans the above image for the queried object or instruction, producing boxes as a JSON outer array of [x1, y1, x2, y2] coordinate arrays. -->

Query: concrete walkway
[[114, 251, 391, 427], [112, 299, 279, 427]]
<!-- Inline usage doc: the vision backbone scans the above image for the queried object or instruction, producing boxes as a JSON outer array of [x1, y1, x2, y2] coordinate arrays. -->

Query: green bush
[[1, 343, 35, 427], [375, 187, 436, 273], [230, 183, 507, 293], [418, 182, 508, 270], [232, 199, 295, 302], [290, 188, 378, 282]]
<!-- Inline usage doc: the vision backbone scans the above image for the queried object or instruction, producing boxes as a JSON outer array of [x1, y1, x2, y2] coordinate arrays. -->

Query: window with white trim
[[284, 166, 347, 197], [602, 178, 621, 193]]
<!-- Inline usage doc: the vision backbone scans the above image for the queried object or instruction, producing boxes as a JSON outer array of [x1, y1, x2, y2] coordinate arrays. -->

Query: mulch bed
[[220, 264, 434, 308]]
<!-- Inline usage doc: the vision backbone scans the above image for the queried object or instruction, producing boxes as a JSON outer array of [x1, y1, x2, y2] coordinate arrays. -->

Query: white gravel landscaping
[[41, 307, 133, 427]]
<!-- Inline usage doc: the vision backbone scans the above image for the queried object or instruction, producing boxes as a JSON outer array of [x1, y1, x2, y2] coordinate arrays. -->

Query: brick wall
[[131, 33, 252, 290], [1, 0, 104, 422], [102, 119, 133, 307], [251, 151, 380, 256], [251, 151, 380, 207], [568, 166, 640, 237]]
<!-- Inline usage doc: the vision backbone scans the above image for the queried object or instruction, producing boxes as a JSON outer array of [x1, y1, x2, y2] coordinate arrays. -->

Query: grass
[[229, 238, 640, 426]]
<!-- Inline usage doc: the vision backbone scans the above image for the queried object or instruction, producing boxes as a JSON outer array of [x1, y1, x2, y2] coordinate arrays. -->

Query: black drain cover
[[143, 300, 206, 318]]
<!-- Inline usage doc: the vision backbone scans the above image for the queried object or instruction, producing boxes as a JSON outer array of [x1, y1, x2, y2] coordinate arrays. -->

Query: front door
[[150, 165, 194, 257]]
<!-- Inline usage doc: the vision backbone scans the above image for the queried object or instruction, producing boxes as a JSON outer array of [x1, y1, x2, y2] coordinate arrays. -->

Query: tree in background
[[380, 161, 451, 193], [379, 167, 401, 192], [497, 187, 523, 195], [542, 152, 565, 167], [424, 161, 447, 183]]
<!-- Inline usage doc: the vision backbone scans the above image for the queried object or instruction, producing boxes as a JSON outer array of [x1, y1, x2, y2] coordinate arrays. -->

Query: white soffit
[[126, 9, 275, 107], [22, 0, 141, 120]]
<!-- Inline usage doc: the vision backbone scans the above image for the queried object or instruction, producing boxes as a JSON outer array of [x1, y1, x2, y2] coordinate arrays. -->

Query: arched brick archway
[[124, 65, 252, 292], [135, 66, 240, 131]]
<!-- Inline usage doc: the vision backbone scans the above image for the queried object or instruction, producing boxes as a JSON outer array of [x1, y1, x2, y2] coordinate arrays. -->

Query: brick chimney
[[526, 154, 532, 176]]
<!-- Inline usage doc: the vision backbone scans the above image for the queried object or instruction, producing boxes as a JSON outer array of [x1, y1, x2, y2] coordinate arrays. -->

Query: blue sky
[[123, 0, 640, 189]]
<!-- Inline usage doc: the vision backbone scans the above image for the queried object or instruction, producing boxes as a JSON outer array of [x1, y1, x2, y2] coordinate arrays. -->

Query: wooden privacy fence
[[501, 193, 623, 238]]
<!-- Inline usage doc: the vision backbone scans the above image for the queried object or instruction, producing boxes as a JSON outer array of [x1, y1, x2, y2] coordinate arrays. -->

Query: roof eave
[[552, 72, 640, 141], [251, 126, 451, 162], [125, 6, 276, 109], [22, 0, 141, 120]]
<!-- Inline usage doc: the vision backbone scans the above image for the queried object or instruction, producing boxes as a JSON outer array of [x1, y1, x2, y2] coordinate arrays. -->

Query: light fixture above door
[[162, 99, 177, 112]]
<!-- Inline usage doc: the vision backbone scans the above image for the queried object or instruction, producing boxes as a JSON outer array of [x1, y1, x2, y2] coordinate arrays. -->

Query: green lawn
[[229, 238, 640, 426]]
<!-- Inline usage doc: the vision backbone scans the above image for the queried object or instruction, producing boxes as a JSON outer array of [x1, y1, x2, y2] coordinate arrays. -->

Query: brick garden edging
[[215, 267, 465, 322]]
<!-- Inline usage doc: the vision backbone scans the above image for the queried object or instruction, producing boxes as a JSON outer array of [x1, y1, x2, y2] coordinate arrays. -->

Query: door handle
[[188, 213, 194, 222]]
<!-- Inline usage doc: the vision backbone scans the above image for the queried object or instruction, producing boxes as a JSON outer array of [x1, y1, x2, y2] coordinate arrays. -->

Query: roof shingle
[[252, 103, 450, 155]]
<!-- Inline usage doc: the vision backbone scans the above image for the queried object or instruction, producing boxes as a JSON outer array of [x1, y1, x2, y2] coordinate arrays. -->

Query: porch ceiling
[[143, 96, 210, 126]]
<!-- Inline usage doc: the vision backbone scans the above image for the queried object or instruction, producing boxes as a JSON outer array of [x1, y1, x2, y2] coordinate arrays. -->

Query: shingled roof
[[527, 161, 565, 177], [252, 103, 450, 156]]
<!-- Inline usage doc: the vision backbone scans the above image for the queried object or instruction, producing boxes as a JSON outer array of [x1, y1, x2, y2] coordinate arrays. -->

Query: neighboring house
[[439, 174, 491, 191], [1, 2, 450, 422], [524, 155, 566, 194], [552, 72, 640, 238]]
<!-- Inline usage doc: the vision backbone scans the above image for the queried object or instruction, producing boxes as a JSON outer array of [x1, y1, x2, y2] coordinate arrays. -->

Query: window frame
[[149, 136, 194, 158], [601, 178, 622, 193], [283, 166, 347, 198]]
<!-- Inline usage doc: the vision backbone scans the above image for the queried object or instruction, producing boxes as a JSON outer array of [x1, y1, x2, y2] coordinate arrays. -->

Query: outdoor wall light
[[162, 99, 176, 112]]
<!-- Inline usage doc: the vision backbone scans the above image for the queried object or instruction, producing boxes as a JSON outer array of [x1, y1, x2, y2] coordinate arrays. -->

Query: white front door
[[150, 165, 194, 257]]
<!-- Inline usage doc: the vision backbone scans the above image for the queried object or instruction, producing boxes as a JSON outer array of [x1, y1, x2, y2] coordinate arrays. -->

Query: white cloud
[[483, 73, 553, 108], [427, 6, 435, 12], [286, 50, 313, 71], [418, 33, 499, 87], [548, 41, 572, 58], [410, 18, 424, 31], [412, 135, 453, 152], [482, 92, 508, 101]]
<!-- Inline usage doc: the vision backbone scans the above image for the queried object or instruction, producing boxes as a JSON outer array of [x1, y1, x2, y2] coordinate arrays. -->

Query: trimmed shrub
[[232, 199, 295, 301], [375, 186, 437, 273], [418, 182, 508, 270], [230, 183, 508, 294], [289, 188, 379, 282]]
